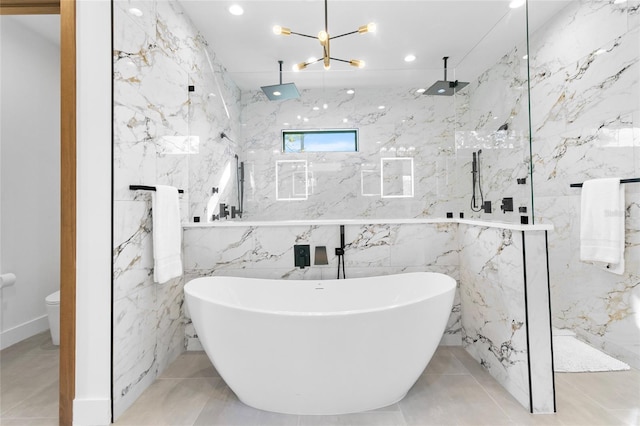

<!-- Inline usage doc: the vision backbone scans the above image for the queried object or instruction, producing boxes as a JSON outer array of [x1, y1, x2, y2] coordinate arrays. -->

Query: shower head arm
[[442, 56, 449, 81]]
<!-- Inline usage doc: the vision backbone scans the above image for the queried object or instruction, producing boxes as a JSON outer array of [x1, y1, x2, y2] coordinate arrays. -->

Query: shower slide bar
[[570, 178, 639, 188], [129, 185, 184, 193]]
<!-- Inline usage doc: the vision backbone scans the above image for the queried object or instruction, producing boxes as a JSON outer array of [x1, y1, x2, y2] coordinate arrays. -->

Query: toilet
[[45, 290, 60, 345]]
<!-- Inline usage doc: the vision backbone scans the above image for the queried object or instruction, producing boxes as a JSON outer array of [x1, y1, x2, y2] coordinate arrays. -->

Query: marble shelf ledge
[[183, 218, 553, 232]]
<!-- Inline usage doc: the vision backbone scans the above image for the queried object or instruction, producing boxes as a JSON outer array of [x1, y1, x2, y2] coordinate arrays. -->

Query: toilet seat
[[45, 290, 60, 305]]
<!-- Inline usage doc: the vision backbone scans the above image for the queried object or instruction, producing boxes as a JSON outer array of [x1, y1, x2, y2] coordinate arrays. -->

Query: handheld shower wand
[[470, 150, 484, 212]]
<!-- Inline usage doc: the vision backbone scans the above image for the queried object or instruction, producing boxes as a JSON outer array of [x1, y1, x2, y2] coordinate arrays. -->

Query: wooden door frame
[[0, 1, 75, 424]]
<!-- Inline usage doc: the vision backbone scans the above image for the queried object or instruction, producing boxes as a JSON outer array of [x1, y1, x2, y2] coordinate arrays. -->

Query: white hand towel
[[580, 178, 625, 275], [152, 185, 183, 283]]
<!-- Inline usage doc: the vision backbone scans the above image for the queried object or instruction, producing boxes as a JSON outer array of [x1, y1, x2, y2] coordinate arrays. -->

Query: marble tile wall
[[528, 0, 640, 368], [455, 46, 533, 223], [239, 87, 465, 220], [458, 224, 554, 413], [112, 0, 241, 419], [182, 223, 462, 350]]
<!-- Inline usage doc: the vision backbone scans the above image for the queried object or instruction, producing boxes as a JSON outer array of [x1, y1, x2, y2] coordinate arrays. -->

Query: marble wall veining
[[529, 0, 640, 368], [112, 0, 241, 418], [239, 87, 466, 221], [458, 224, 554, 413], [182, 222, 462, 350]]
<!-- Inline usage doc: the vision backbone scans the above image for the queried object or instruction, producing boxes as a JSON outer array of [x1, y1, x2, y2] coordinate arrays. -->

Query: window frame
[[281, 128, 359, 153]]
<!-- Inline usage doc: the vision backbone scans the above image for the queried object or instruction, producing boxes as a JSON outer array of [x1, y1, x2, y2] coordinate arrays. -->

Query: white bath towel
[[152, 185, 183, 283], [580, 178, 625, 275]]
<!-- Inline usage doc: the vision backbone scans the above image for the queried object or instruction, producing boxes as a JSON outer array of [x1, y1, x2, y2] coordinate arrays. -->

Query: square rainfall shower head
[[424, 80, 469, 96], [261, 83, 300, 101]]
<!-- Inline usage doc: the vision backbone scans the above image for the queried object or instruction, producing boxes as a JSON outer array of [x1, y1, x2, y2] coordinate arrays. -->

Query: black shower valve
[[500, 197, 514, 213]]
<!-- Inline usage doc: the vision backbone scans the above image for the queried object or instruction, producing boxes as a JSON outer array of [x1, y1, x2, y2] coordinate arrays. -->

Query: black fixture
[[424, 57, 469, 96], [517, 177, 527, 185], [231, 206, 241, 219], [335, 225, 346, 279], [188, 85, 195, 92], [235, 154, 244, 218], [521, 216, 529, 225], [129, 185, 184, 194], [569, 177, 639, 188], [500, 197, 514, 213], [212, 187, 219, 194], [294, 245, 311, 269], [446, 212, 453, 218], [482, 201, 492, 213], [519, 206, 527, 213], [498, 123, 509, 131], [219, 203, 230, 219], [470, 150, 484, 212], [193, 216, 200, 223], [459, 212, 464, 218], [261, 60, 300, 101]]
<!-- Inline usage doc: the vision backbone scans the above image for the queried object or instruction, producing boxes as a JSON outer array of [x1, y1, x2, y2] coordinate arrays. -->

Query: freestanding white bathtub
[[184, 272, 456, 415]]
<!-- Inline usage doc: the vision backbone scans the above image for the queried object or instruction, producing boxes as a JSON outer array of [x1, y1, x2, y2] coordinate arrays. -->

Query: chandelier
[[273, 0, 376, 71]]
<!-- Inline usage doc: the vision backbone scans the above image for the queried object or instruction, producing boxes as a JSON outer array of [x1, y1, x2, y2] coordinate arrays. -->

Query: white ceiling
[[179, 0, 572, 91], [2, 1, 572, 92]]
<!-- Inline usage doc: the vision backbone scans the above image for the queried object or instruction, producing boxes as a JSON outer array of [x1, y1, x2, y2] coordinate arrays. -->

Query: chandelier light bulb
[[349, 59, 365, 68], [293, 62, 307, 71], [358, 22, 376, 34], [273, 25, 291, 36], [318, 30, 329, 44]]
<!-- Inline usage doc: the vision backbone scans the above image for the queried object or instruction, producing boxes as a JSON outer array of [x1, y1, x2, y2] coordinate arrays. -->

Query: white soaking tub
[[184, 272, 456, 415]]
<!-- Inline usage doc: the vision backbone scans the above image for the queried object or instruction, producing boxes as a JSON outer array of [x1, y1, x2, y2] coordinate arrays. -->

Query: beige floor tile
[[193, 378, 262, 426], [553, 375, 629, 425], [0, 354, 59, 415], [114, 378, 217, 425], [399, 373, 513, 425], [557, 370, 640, 411], [298, 411, 406, 426], [0, 418, 59, 426], [423, 347, 470, 376], [1, 380, 59, 419], [160, 351, 220, 379]]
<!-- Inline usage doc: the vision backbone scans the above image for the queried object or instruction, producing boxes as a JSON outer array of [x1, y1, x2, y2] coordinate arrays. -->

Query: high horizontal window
[[282, 129, 358, 153]]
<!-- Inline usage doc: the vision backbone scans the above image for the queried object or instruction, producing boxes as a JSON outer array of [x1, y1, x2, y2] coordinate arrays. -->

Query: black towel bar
[[570, 178, 640, 188], [129, 185, 184, 194]]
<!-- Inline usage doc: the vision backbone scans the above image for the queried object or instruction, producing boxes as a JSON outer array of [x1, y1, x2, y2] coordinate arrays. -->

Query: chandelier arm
[[329, 57, 351, 63], [330, 30, 359, 40], [290, 31, 317, 39]]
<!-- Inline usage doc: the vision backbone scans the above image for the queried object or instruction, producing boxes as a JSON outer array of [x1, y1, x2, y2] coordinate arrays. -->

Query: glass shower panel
[[454, 3, 532, 223], [187, 71, 241, 222]]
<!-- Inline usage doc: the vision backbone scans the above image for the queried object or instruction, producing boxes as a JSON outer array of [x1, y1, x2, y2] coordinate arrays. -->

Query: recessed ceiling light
[[614, 0, 627, 3], [128, 7, 143, 17], [378, 105, 385, 109], [404, 54, 416, 62], [303, 117, 309, 122], [313, 106, 320, 111], [323, 103, 328, 109], [228, 4, 244, 16], [343, 118, 348, 123], [416, 88, 426, 94], [283, 122, 290, 126], [509, 0, 525, 8], [346, 89, 355, 95]]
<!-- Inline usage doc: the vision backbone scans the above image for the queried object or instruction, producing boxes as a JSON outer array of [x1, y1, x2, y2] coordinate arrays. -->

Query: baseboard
[[0, 315, 49, 350], [73, 398, 111, 426]]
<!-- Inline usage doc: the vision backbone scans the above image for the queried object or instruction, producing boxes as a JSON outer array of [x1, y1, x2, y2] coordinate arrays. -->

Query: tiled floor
[[114, 347, 640, 426], [2, 333, 639, 425], [0, 331, 59, 426]]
